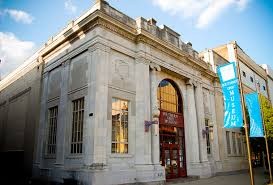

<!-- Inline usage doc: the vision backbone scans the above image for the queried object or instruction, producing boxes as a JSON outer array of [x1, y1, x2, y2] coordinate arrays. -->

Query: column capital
[[88, 43, 110, 53], [186, 79, 197, 87], [149, 62, 161, 72], [136, 56, 150, 65]]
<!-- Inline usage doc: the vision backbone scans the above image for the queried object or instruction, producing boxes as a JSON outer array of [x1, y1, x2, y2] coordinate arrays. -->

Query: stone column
[[213, 81, 225, 161], [210, 90, 220, 161], [194, 82, 208, 162], [83, 43, 110, 167], [185, 79, 200, 164], [34, 72, 49, 169], [55, 60, 70, 166], [150, 65, 160, 165], [135, 57, 151, 165]]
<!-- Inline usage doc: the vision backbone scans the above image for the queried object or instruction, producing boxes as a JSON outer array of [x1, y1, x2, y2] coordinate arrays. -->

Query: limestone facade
[[31, 1, 217, 182]]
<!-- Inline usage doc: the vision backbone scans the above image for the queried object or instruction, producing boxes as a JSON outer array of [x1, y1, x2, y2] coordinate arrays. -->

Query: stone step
[[166, 176, 200, 184]]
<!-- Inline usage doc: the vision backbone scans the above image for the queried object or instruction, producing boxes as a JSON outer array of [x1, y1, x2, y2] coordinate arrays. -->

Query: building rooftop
[[0, 0, 213, 90]]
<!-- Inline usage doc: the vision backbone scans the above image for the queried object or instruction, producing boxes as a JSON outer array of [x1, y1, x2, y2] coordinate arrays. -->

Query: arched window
[[157, 79, 182, 113]]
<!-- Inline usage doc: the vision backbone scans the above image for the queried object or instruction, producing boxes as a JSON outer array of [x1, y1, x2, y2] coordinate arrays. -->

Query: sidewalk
[[167, 168, 269, 185]]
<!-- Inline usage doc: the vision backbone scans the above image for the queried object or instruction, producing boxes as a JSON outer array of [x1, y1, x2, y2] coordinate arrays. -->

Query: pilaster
[[210, 90, 220, 161], [135, 57, 151, 165], [195, 82, 208, 162], [150, 64, 161, 165], [34, 72, 49, 168], [55, 60, 70, 166], [185, 79, 200, 164], [83, 43, 110, 167]]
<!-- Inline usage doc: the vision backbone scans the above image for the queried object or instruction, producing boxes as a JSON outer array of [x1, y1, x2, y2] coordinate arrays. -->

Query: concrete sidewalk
[[167, 168, 269, 185]]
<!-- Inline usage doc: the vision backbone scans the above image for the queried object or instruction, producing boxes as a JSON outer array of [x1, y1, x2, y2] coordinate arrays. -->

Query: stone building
[[0, 51, 43, 176], [0, 1, 250, 184]]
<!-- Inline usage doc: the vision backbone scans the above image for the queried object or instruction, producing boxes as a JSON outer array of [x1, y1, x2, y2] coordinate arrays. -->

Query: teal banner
[[217, 63, 243, 128], [245, 92, 264, 137]]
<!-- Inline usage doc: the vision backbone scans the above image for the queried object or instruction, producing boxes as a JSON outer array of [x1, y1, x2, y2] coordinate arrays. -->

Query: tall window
[[232, 132, 237, 154], [157, 79, 182, 113], [112, 98, 128, 154], [237, 133, 242, 155], [205, 119, 211, 154], [226, 131, 231, 154], [71, 98, 84, 154], [47, 106, 58, 155], [242, 71, 246, 77], [250, 76, 254, 83]]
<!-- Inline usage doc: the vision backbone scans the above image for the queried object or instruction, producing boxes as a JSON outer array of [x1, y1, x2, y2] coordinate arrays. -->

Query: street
[[167, 168, 269, 185]]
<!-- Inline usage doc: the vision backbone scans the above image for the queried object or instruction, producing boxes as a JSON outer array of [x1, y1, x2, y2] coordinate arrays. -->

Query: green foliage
[[260, 95, 273, 140]]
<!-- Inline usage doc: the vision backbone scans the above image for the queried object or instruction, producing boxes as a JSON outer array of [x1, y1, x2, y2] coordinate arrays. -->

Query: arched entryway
[[157, 79, 187, 179]]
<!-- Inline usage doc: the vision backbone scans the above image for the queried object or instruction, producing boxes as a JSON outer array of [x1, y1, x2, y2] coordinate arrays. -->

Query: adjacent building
[[200, 41, 271, 173], [0, 1, 270, 185], [261, 64, 273, 104]]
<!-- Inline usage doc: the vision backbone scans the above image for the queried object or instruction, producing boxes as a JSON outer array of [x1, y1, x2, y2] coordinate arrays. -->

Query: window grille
[[47, 106, 58, 155], [237, 133, 242, 155], [226, 131, 231, 154], [157, 79, 182, 113], [112, 98, 128, 154], [232, 132, 237, 154], [71, 98, 84, 154]]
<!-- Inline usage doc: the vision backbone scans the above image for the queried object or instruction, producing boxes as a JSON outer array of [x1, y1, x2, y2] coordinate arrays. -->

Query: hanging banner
[[245, 92, 264, 137], [217, 62, 243, 128]]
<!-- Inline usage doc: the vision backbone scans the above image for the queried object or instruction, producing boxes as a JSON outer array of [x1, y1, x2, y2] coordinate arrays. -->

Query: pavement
[[167, 168, 270, 185]]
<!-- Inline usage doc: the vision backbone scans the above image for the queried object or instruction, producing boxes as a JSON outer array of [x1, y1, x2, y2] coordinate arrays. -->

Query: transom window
[[47, 106, 58, 155], [71, 98, 84, 154], [157, 79, 182, 113], [112, 98, 128, 154]]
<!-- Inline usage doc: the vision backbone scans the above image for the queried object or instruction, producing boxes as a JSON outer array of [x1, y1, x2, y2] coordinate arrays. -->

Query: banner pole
[[234, 44, 255, 185], [257, 91, 273, 184]]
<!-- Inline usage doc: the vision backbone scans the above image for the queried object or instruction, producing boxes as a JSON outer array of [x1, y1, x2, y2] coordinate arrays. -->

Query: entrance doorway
[[157, 79, 187, 179]]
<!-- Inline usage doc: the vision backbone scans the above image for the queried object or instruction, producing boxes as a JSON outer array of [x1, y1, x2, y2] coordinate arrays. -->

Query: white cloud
[[65, 0, 77, 14], [196, 0, 234, 28], [0, 32, 35, 78], [152, 0, 250, 29], [4, 9, 34, 24]]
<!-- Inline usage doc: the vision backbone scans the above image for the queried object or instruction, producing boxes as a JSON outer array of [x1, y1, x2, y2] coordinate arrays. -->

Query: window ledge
[[66, 154, 83, 159], [110, 154, 133, 158], [44, 155, 56, 159], [227, 154, 245, 157]]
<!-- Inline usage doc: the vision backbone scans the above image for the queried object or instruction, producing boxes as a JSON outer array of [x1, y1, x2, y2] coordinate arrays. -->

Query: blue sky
[[0, 0, 273, 78]]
